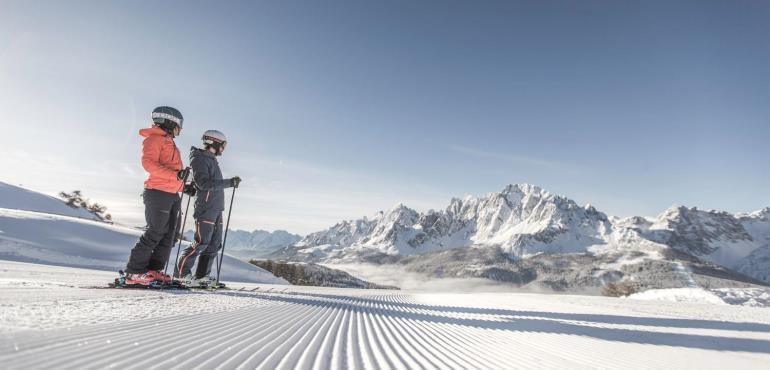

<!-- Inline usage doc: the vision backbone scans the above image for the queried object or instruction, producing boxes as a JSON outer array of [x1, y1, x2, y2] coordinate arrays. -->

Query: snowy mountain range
[[184, 228, 302, 260], [276, 184, 770, 289]]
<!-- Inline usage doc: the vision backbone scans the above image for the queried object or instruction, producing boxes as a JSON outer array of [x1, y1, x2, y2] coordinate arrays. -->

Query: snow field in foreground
[[1, 261, 770, 369]]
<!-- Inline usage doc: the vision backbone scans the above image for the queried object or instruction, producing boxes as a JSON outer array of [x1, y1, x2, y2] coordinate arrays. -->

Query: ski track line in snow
[[284, 296, 592, 368], [114, 304, 291, 369], [0, 290, 760, 368], [5, 297, 288, 369], [6, 291, 506, 369], [52, 303, 287, 370], [2, 291, 253, 349], [3, 289, 770, 369]]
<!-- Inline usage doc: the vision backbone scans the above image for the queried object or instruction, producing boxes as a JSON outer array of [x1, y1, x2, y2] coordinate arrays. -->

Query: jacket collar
[[139, 126, 171, 138], [190, 146, 216, 160]]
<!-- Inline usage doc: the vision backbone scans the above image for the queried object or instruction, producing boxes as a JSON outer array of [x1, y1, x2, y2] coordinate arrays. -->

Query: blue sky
[[1, 1, 769, 234]]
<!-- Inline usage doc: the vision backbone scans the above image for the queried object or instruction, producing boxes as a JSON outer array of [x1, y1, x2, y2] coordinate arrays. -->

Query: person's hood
[[139, 126, 168, 138], [189, 146, 216, 161]]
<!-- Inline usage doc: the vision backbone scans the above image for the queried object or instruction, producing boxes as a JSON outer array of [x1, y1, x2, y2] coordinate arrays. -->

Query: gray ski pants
[[175, 210, 223, 278]]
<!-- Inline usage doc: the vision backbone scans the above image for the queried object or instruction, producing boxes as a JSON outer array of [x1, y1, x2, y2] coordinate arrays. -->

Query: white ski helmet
[[202, 130, 227, 154]]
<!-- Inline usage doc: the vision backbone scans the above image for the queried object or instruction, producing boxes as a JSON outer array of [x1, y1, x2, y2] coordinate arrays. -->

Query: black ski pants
[[175, 210, 223, 278], [125, 189, 181, 274]]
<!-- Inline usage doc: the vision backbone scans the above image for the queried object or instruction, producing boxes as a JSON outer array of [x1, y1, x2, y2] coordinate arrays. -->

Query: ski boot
[[196, 276, 216, 288], [124, 271, 155, 286], [148, 270, 173, 283], [176, 274, 197, 287], [110, 271, 186, 289], [197, 276, 226, 289]]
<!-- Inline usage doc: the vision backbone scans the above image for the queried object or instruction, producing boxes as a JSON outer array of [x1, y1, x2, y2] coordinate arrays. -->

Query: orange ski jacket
[[139, 126, 184, 194]]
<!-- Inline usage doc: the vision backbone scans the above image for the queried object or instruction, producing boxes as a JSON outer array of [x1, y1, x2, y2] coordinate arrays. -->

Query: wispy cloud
[[330, 263, 535, 292], [448, 144, 566, 169], [221, 155, 454, 233]]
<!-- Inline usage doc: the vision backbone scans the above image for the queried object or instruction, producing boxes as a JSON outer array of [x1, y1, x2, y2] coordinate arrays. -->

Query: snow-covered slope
[[0, 209, 284, 284], [280, 184, 770, 285], [0, 183, 284, 284], [628, 287, 770, 307], [735, 245, 770, 283], [2, 261, 770, 369], [0, 181, 95, 219]]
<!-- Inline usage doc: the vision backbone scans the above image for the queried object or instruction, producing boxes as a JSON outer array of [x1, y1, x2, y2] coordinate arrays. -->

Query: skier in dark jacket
[[175, 130, 240, 286], [125, 106, 191, 285]]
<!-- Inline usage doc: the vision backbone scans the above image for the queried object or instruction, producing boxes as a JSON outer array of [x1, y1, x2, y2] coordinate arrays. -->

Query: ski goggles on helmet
[[203, 135, 227, 146], [152, 112, 183, 128]]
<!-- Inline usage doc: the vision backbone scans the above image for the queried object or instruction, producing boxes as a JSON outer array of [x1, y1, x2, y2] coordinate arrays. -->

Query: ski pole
[[214, 253, 219, 280], [165, 169, 192, 281], [168, 193, 192, 279], [216, 186, 236, 286]]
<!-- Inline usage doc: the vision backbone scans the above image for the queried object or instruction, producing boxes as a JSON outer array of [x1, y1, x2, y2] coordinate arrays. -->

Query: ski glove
[[230, 176, 241, 188], [183, 183, 197, 196], [177, 167, 191, 181]]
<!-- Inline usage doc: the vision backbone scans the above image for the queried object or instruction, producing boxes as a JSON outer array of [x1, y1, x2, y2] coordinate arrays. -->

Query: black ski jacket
[[189, 147, 231, 217]]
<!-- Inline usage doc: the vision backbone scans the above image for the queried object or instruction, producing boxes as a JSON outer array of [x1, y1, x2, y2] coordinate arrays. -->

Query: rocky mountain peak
[[649, 204, 754, 258], [501, 183, 544, 197]]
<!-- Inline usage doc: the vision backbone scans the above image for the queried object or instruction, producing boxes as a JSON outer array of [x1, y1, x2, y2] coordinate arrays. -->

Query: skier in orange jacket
[[124, 106, 191, 285]]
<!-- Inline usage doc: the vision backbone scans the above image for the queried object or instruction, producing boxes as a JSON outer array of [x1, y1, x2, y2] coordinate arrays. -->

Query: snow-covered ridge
[[0, 182, 284, 284], [283, 183, 770, 283], [0, 181, 95, 220]]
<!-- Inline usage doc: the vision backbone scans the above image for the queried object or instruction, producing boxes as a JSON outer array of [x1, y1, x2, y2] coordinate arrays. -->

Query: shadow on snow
[[213, 290, 770, 354]]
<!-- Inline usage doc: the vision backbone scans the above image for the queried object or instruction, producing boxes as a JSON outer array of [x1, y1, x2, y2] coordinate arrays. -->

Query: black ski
[[186, 282, 228, 290]]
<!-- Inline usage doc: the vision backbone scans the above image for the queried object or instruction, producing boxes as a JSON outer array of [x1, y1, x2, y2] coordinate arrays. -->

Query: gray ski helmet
[[151, 106, 184, 129]]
